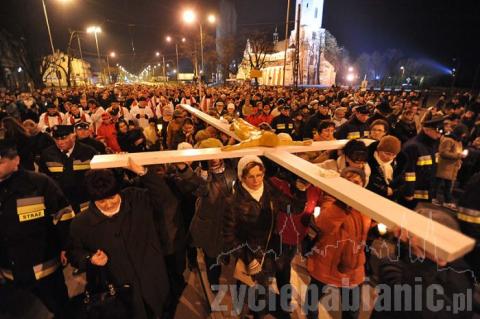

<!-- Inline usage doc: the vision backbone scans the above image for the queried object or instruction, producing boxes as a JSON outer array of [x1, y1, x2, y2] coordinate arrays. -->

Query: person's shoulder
[[76, 141, 98, 155], [40, 144, 59, 157]]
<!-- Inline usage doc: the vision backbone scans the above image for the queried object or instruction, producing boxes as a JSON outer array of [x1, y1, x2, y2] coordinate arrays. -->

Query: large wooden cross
[[90, 104, 475, 263]]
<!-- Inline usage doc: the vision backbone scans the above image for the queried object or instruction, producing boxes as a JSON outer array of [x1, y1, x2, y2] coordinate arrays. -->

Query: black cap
[[74, 121, 90, 130], [138, 96, 147, 102], [277, 98, 285, 105], [353, 104, 370, 115], [423, 115, 445, 130], [52, 125, 74, 138], [0, 138, 17, 159], [281, 105, 291, 110]]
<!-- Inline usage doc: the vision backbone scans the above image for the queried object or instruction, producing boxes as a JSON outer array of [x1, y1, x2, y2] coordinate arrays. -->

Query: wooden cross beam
[[89, 104, 475, 262], [266, 150, 475, 263]]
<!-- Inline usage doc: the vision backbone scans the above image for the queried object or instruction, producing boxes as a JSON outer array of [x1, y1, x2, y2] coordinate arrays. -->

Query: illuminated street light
[[207, 14, 216, 24], [155, 52, 160, 57], [86, 25, 105, 84], [183, 9, 196, 24], [346, 73, 355, 82], [181, 37, 186, 43], [166, 36, 172, 42], [110, 51, 116, 58]]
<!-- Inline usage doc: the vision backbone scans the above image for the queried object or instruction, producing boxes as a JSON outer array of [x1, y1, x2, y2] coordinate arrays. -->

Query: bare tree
[[243, 31, 274, 85]]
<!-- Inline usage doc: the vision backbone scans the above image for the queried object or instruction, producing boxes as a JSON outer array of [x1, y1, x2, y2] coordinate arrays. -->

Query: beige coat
[[436, 136, 463, 181]]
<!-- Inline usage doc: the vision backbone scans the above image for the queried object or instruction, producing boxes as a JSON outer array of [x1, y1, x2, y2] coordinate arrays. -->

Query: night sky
[[1, 0, 479, 85]]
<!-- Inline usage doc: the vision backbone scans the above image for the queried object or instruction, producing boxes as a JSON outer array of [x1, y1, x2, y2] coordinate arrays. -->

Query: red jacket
[[256, 113, 273, 125], [245, 113, 262, 127], [270, 177, 323, 246], [307, 196, 372, 287], [96, 123, 121, 153]]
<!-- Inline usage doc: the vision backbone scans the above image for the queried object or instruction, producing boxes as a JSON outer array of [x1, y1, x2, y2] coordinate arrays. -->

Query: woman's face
[[95, 194, 121, 213], [242, 165, 264, 191], [319, 126, 335, 141], [345, 172, 364, 187], [118, 122, 128, 133]]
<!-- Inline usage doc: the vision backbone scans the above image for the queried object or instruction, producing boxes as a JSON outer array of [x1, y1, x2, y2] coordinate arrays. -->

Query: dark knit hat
[[377, 135, 401, 155]]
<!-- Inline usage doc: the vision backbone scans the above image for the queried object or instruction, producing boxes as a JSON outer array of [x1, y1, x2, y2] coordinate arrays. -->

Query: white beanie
[[237, 155, 263, 180], [177, 142, 193, 150]]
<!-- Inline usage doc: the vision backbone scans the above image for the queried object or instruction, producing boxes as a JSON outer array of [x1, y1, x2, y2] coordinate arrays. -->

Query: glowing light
[[207, 14, 216, 24], [348, 66, 354, 72], [109, 52, 116, 58], [86, 26, 101, 34], [155, 52, 160, 57], [346, 73, 355, 82], [166, 36, 172, 42], [183, 9, 196, 24]]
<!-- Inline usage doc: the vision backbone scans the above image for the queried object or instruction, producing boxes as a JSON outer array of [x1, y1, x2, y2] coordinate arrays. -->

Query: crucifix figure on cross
[[90, 104, 475, 263]]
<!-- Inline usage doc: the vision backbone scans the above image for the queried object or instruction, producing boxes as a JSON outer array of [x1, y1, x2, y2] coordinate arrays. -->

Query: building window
[[306, 2, 309, 8], [315, 8, 318, 18]]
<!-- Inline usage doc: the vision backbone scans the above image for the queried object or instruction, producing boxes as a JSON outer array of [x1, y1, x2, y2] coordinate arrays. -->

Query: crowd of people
[[1, 83, 480, 319]]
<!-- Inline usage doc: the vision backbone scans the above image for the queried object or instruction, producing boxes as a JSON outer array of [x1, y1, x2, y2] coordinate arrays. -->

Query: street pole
[[76, 36, 87, 87], [199, 23, 204, 79], [282, 0, 291, 87], [163, 55, 166, 79], [93, 32, 103, 85], [106, 55, 111, 84], [41, 0, 55, 56], [175, 43, 179, 80]]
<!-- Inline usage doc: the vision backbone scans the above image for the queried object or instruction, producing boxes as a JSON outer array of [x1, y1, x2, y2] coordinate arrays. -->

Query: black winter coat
[[366, 141, 407, 200], [393, 119, 417, 144], [0, 170, 73, 284], [68, 170, 170, 319], [175, 162, 236, 258], [39, 142, 98, 212], [335, 116, 369, 140], [223, 181, 288, 275]]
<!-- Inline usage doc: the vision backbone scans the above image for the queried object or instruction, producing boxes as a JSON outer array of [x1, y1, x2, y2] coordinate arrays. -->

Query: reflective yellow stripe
[[277, 124, 286, 129], [17, 203, 46, 215], [347, 132, 361, 139], [18, 210, 45, 222], [363, 131, 370, 137], [80, 202, 90, 212], [414, 190, 429, 200], [73, 164, 90, 171], [59, 211, 75, 221], [33, 259, 60, 280], [417, 155, 433, 166], [1, 259, 60, 281], [405, 172, 416, 182], [48, 166, 64, 173], [457, 213, 480, 224]]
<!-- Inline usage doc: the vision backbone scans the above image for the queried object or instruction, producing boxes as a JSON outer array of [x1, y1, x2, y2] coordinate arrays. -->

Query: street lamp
[[166, 35, 186, 80], [86, 26, 104, 84], [182, 9, 216, 78], [106, 51, 116, 83]]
